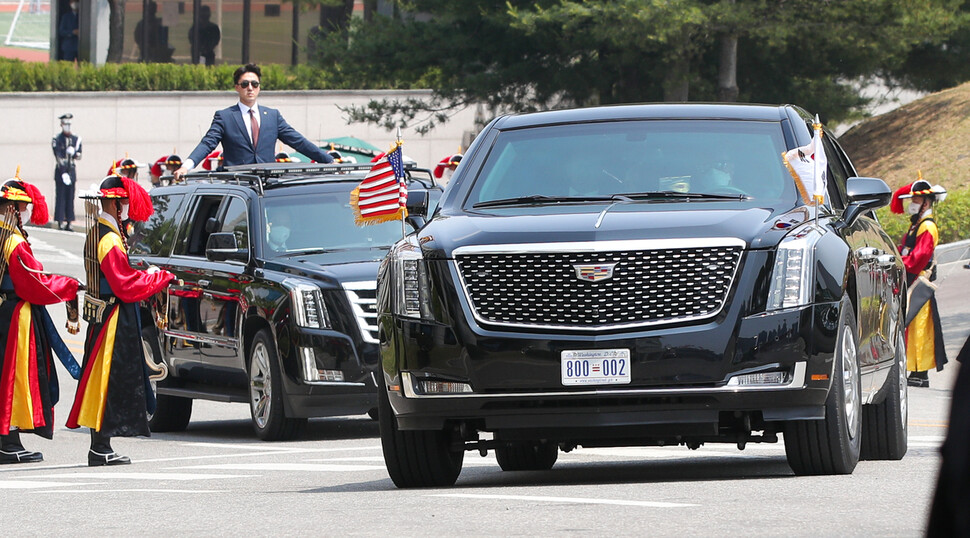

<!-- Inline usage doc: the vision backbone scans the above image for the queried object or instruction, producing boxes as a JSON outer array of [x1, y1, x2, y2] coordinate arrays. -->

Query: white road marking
[[179, 462, 385, 472], [24, 234, 83, 263], [39, 472, 250, 481], [34, 489, 222, 494], [430, 493, 697, 508], [0, 480, 93, 489], [179, 442, 382, 453]]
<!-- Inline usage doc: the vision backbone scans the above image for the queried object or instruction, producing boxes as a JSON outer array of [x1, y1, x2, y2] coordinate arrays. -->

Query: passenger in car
[[890, 174, 948, 387], [66, 174, 176, 466], [266, 209, 291, 252], [0, 177, 82, 464]]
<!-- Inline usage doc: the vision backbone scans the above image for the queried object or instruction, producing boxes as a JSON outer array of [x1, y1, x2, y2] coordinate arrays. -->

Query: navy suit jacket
[[187, 104, 332, 167]]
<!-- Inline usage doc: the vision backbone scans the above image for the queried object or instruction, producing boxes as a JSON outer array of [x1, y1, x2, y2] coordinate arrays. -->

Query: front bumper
[[384, 301, 840, 431]]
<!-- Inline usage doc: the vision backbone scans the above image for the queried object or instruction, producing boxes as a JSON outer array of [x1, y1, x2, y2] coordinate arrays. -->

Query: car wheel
[[784, 296, 862, 475], [378, 375, 463, 488], [495, 440, 558, 471], [142, 326, 192, 432], [248, 328, 307, 441], [860, 329, 909, 460]]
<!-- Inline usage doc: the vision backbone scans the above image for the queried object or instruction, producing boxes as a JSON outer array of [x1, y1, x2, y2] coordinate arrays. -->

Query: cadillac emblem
[[572, 263, 617, 282]]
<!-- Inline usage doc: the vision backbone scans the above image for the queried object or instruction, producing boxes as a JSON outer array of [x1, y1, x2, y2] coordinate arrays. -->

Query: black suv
[[133, 162, 440, 440], [377, 104, 909, 487]]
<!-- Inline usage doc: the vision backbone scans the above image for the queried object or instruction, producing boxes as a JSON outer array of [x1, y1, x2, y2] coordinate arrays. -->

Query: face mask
[[20, 207, 30, 224], [907, 201, 921, 215], [269, 225, 290, 246], [70, 2, 77, 11], [61, 124, 71, 134], [120, 203, 130, 222]]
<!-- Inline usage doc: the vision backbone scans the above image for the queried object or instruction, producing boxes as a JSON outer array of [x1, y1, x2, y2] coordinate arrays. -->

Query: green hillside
[[838, 84, 970, 244]]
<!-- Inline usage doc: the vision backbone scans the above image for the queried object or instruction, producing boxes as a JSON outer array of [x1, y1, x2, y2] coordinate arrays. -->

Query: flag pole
[[397, 127, 406, 239], [813, 116, 822, 228]]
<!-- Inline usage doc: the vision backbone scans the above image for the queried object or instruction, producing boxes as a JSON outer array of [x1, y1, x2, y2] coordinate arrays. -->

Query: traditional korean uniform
[[0, 178, 81, 464], [66, 174, 174, 466], [890, 176, 948, 386]]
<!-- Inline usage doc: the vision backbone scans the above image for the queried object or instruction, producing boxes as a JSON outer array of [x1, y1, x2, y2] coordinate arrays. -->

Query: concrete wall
[[0, 90, 479, 222]]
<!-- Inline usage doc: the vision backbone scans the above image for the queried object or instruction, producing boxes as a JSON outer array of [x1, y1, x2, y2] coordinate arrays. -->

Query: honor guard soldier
[[890, 173, 949, 387], [108, 157, 139, 180], [52, 113, 82, 231], [149, 154, 182, 187], [0, 175, 82, 463], [67, 174, 175, 466]]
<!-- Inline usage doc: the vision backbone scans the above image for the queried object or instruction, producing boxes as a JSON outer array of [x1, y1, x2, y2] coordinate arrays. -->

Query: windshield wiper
[[278, 247, 348, 257], [473, 194, 614, 209], [620, 191, 749, 201]]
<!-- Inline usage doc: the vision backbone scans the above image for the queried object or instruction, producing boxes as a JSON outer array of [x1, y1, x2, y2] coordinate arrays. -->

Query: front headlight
[[283, 278, 331, 329], [767, 225, 823, 310], [389, 238, 433, 319]]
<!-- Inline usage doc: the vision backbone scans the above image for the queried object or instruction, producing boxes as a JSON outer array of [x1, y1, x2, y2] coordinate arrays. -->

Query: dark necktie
[[250, 108, 259, 149]]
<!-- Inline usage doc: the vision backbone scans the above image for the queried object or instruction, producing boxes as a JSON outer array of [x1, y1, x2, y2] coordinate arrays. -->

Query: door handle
[[876, 254, 896, 267], [198, 279, 211, 288], [856, 247, 878, 261]]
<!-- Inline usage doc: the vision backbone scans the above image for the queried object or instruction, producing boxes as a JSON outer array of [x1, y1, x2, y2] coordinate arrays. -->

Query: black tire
[[784, 296, 862, 475], [860, 330, 909, 460], [142, 326, 192, 432], [495, 440, 558, 471], [378, 375, 463, 488], [248, 328, 307, 441]]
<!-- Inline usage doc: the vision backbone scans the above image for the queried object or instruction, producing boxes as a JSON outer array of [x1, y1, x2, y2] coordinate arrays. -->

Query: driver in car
[[266, 209, 290, 252]]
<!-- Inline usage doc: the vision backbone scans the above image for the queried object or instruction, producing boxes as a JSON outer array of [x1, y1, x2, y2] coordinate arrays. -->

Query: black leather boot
[[88, 429, 130, 467], [0, 430, 43, 464]]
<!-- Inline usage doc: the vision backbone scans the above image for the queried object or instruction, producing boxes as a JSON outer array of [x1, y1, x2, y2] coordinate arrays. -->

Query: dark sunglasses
[[237, 80, 260, 89]]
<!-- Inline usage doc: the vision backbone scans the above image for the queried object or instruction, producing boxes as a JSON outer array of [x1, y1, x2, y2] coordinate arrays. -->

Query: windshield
[[261, 192, 404, 257], [466, 119, 795, 207]]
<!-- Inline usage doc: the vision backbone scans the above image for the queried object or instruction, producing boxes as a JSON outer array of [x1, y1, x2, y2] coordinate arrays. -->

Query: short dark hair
[[233, 64, 261, 85]]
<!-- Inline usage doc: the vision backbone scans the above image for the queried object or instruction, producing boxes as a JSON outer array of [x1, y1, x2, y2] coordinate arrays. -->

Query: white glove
[[61, 172, 72, 185], [66, 146, 75, 156], [146, 265, 160, 274]]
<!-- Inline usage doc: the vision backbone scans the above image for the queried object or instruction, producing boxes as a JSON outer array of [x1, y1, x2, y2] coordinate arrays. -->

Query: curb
[[937, 239, 970, 265]]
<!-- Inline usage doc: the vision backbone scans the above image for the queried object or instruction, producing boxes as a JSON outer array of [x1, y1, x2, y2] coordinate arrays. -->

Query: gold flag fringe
[[350, 186, 408, 226]]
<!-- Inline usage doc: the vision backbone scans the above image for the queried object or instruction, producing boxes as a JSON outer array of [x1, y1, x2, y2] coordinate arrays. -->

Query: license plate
[[561, 349, 631, 386]]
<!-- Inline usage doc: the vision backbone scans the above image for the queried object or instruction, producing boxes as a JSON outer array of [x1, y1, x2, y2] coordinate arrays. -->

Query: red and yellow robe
[[0, 227, 79, 438], [901, 213, 947, 372], [67, 217, 173, 436]]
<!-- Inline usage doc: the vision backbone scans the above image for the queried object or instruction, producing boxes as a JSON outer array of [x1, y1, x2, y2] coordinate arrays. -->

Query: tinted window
[[174, 195, 224, 257], [821, 135, 849, 210], [130, 193, 185, 256], [221, 196, 249, 251], [261, 193, 403, 256], [466, 120, 795, 206]]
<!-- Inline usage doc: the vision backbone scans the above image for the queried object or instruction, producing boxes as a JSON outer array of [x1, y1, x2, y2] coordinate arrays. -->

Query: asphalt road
[[0, 226, 967, 537]]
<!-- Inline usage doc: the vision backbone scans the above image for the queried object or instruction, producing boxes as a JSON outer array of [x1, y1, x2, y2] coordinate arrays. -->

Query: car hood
[[261, 248, 386, 287], [420, 204, 808, 257]]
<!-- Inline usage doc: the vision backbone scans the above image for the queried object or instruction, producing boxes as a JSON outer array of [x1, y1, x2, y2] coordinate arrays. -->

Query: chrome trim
[[304, 380, 367, 387], [451, 237, 746, 332], [400, 362, 806, 399], [451, 237, 747, 256], [163, 329, 238, 349], [343, 280, 379, 343]]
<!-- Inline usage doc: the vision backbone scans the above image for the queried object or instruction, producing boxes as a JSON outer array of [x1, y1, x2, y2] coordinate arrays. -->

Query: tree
[[317, 0, 962, 131]]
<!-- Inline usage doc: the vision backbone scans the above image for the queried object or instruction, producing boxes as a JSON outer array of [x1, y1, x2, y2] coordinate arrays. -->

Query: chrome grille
[[344, 281, 378, 343], [454, 240, 744, 330]]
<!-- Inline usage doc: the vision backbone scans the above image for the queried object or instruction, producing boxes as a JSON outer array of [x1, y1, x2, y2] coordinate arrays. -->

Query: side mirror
[[406, 190, 430, 217], [205, 217, 221, 234], [838, 177, 891, 230], [205, 232, 249, 263]]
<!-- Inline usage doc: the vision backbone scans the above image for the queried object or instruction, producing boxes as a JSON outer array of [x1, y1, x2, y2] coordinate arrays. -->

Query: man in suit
[[174, 64, 332, 181]]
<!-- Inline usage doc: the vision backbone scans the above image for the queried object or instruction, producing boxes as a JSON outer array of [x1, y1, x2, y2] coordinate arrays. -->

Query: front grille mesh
[[456, 246, 742, 329]]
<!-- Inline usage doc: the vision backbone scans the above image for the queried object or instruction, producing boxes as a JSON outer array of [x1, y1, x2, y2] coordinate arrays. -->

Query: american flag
[[350, 143, 408, 225]]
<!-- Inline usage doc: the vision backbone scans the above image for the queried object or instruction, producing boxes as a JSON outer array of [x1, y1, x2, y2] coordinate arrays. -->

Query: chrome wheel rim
[[250, 342, 272, 429], [842, 325, 860, 439], [898, 333, 908, 427]]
